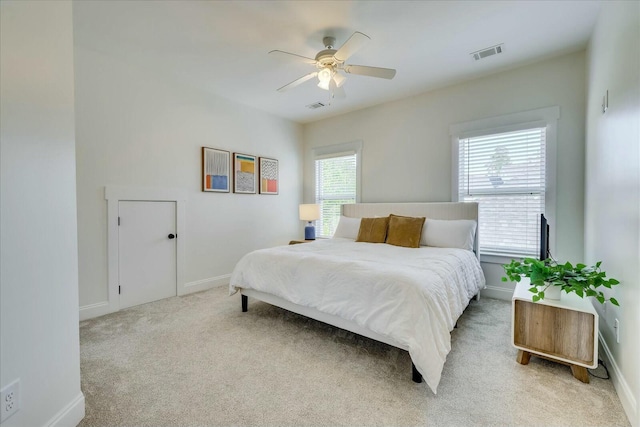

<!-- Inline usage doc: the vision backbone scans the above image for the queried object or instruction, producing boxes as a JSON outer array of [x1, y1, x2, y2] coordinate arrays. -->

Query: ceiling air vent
[[471, 44, 504, 61], [306, 102, 326, 109]]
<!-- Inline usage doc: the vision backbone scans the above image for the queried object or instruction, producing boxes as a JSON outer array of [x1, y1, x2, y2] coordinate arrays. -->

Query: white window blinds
[[458, 127, 546, 257], [315, 153, 357, 238]]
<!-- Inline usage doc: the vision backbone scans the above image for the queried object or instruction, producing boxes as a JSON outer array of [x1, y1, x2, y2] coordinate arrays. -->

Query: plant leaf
[[610, 297, 619, 306]]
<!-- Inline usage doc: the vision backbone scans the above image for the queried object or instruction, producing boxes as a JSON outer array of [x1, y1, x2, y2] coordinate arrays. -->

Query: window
[[451, 106, 558, 260], [315, 153, 356, 237], [458, 127, 546, 257], [312, 141, 362, 238]]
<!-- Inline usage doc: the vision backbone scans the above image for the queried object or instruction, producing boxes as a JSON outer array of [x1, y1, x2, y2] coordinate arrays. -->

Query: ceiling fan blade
[[276, 71, 318, 92], [268, 50, 317, 65], [344, 64, 396, 79], [334, 31, 370, 62]]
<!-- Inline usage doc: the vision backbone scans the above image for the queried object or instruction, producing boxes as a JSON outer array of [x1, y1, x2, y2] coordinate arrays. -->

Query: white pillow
[[332, 216, 362, 240], [420, 219, 477, 251]]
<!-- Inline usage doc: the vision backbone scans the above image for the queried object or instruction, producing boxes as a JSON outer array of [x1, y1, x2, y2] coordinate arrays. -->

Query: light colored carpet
[[79, 286, 629, 427]]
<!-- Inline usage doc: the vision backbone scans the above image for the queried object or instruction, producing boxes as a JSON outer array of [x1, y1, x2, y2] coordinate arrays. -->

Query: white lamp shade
[[299, 204, 321, 221], [317, 67, 332, 83], [333, 72, 346, 87], [317, 80, 330, 90], [317, 67, 332, 91]]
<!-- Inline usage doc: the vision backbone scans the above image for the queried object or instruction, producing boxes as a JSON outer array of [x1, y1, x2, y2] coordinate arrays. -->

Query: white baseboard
[[80, 275, 231, 321], [479, 285, 513, 301], [79, 301, 110, 321], [598, 332, 637, 426], [46, 392, 85, 427], [181, 274, 230, 295]]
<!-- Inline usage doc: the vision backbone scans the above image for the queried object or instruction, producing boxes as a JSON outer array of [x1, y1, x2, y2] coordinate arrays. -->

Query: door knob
[[168, 233, 176, 239]]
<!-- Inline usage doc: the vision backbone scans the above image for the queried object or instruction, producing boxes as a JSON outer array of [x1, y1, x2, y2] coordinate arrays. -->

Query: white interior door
[[118, 201, 177, 309]]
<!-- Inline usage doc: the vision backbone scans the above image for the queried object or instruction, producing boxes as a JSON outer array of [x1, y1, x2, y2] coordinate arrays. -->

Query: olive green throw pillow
[[385, 214, 426, 248], [356, 217, 390, 243]]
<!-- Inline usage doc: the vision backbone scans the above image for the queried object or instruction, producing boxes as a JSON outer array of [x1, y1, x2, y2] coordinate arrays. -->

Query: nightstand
[[289, 240, 314, 245], [512, 280, 598, 383]]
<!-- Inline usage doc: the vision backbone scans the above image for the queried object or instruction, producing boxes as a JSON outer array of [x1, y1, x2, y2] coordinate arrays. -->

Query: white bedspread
[[229, 238, 485, 393]]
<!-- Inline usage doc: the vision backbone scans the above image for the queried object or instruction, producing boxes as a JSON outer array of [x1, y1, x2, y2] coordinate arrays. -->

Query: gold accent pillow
[[356, 217, 390, 243], [385, 214, 426, 248]]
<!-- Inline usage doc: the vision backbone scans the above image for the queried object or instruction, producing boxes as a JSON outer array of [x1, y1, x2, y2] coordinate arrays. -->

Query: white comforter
[[229, 238, 485, 393]]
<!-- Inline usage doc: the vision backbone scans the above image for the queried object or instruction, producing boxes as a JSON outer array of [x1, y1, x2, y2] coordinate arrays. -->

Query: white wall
[[585, 2, 640, 425], [304, 51, 586, 298], [0, 1, 85, 426], [73, 45, 303, 313]]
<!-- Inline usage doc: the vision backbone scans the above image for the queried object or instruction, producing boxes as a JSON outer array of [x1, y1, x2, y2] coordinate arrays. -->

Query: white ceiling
[[73, 1, 601, 124]]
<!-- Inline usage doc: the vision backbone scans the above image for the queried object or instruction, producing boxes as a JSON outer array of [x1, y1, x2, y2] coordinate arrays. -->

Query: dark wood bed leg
[[412, 362, 423, 383], [241, 295, 248, 312]]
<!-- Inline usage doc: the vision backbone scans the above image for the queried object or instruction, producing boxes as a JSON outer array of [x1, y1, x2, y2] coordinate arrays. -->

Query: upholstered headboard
[[342, 202, 480, 259]]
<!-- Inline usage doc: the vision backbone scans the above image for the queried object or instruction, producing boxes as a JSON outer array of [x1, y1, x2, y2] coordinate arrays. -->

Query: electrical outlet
[[614, 318, 620, 343], [0, 379, 20, 422]]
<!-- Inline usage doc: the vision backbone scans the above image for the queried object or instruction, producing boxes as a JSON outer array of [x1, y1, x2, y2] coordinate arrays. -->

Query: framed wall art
[[233, 153, 257, 194], [259, 157, 279, 195], [202, 147, 230, 192]]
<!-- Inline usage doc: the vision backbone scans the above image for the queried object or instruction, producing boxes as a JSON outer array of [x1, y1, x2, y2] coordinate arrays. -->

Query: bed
[[229, 202, 486, 393]]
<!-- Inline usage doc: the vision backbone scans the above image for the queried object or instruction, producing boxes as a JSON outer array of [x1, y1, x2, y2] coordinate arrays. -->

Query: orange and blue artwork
[[233, 153, 257, 194], [259, 157, 278, 195], [202, 147, 230, 192]]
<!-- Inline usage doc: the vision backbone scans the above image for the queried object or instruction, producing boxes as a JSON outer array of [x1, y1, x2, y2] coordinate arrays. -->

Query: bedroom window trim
[[450, 106, 558, 262], [312, 140, 362, 239]]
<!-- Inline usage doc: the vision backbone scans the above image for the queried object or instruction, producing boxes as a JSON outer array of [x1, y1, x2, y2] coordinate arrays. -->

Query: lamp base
[[304, 223, 316, 240]]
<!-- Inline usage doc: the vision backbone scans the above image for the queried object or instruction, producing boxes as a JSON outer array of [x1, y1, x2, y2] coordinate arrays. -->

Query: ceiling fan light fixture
[[317, 79, 330, 90], [317, 67, 333, 90], [318, 67, 332, 81], [333, 72, 346, 88]]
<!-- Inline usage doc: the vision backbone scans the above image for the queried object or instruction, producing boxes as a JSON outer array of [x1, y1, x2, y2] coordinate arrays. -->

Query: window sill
[[480, 253, 528, 265]]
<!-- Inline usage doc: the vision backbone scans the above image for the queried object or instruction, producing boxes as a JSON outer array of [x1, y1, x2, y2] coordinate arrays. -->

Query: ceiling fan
[[269, 31, 396, 100]]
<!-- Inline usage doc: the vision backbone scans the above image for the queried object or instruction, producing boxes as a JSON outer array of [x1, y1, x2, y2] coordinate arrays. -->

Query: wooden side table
[[289, 240, 314, 245], [512, 281, 598, 383]]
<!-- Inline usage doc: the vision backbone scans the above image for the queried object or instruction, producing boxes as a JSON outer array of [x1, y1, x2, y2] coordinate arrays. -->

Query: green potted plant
[[502, 257, 620, 305]]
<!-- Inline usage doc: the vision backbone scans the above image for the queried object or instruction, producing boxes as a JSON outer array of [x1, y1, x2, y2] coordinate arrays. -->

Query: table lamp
[[299, 204, 321, 240]]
